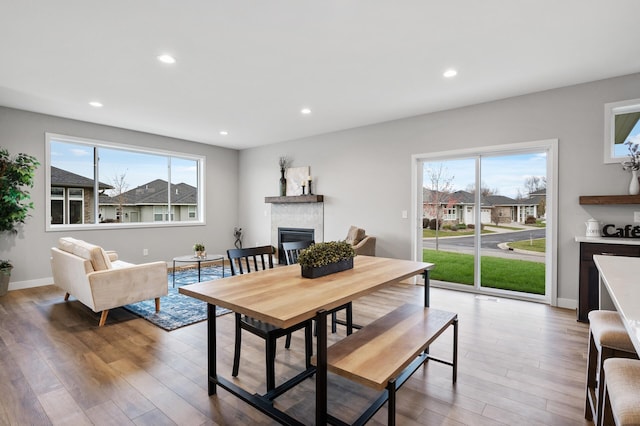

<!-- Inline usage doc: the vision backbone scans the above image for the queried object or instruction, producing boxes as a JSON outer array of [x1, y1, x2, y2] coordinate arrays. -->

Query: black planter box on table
[[301, 258, 354, 279]]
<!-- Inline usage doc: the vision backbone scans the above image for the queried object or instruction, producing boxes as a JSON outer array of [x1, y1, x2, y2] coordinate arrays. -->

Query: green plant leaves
[[297, 241, 355, 268]]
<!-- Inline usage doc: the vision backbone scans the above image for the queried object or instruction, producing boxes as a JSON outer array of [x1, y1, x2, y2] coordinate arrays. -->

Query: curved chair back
[[281, 240, 314, 265], [227, 245, 275, 275]]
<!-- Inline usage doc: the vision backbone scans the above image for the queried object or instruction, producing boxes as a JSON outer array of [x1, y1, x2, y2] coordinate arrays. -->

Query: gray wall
[[0, 107, 239, 287], [238, 72, 640, 307]]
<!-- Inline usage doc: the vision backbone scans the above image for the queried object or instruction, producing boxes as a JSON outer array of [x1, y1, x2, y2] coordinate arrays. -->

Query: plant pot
[[301, 258, 353, 279], [0, 267, 12, 297]]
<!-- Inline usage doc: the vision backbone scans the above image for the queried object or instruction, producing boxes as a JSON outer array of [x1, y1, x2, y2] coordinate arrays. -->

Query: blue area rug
[[124, 265, 232, 331]]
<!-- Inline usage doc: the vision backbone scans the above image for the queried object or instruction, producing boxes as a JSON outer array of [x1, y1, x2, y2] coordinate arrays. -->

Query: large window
[[46, 133, 205, 230]]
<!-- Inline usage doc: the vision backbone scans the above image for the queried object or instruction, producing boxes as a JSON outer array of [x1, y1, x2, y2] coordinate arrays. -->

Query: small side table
[[172, 254, 225, 287]]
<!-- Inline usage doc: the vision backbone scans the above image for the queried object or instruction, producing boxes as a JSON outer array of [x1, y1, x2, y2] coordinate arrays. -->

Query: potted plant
[[621, 141, 640, 195], [0, 148, 39, 295], [297, 241, 356, 279], [193, 243, 206, 258]]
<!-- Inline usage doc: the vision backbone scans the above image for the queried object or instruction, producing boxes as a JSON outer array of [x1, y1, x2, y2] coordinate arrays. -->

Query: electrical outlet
[[401, 210, 408, 219], [635, 212, 640, 223], [143, 248, 149, 256]]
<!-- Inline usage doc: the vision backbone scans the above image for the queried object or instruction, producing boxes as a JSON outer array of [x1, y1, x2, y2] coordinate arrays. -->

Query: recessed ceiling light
[[443, 69, 458, 78], [301, 108, 312, 115], [89, 101, 103, 108], [219, 131, 228, 136], [157, 54, 176, 64]]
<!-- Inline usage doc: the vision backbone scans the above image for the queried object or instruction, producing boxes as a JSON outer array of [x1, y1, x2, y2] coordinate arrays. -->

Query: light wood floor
[[0, 283, 592, 425]]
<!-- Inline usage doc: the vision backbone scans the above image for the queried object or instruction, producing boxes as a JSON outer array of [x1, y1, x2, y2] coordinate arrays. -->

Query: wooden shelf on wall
[[579, 195, 640, 205], [265, 195, 324, 204]]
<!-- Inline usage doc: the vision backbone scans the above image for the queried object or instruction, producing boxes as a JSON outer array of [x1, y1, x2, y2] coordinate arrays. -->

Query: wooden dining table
[[179, 255, 434, 425]]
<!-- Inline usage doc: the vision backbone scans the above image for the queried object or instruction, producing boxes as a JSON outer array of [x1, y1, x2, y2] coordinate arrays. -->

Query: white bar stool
[[585, 310, 638, 425], [600, 358, 640, 426]]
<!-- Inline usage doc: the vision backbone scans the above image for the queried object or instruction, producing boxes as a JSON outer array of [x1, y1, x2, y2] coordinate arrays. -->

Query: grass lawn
[[508, 238, 546, 253], [423, 249, 545, 295]]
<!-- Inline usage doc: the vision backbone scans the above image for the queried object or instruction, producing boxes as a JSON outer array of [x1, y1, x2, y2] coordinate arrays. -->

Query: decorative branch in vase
[[622, 141, 640, 195], [278, 156, 290, 196]]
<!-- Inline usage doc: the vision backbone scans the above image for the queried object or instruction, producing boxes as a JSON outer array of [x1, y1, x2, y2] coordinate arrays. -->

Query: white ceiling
[[2, 1, 640, 150]]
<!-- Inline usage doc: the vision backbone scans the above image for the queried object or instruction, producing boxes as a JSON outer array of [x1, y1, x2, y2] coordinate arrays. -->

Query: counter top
[[593, 255, 640, 354], [575, 236, 640, 246]]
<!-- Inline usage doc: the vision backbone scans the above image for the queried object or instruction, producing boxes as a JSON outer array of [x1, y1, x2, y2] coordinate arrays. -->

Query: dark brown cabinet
[[578, 242, 640, 322]]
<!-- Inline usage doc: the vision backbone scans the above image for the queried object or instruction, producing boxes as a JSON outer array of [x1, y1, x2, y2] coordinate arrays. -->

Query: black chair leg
[[346, 302, 353, 335], [285, 332, 292, 349], [266, 336, 277, 391], [304, 321, 313, 369], [232, 313, 242, 377], [331, 312, 337, 333]]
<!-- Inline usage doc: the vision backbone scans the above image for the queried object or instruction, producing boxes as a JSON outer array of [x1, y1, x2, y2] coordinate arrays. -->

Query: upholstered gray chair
[[345, 225, 376, 256]]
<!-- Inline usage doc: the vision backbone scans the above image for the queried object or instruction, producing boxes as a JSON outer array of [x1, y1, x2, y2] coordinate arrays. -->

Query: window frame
[[45, 133, 206, 231]]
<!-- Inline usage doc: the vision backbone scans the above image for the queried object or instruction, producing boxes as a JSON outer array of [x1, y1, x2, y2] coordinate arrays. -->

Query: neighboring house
[[99, 179, 198, 223], [423, 188, 542, 225], [50, 166, 113, 225]]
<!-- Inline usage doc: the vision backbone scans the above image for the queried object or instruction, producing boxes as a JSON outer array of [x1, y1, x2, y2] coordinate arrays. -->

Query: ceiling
[[2, 1, 640, 150]]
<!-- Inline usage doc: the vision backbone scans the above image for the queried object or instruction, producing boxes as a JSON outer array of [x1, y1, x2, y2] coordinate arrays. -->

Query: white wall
[[238, 73, 640, 306], [0, 107, 239, 289]]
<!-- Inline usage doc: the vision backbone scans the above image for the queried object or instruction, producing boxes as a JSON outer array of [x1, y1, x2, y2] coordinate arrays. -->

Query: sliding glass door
[[416, 141, 555, 303]]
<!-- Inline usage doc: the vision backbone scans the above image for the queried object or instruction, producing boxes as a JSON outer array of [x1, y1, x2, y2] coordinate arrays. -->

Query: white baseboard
[[9, 277, 53, 291], [557, 297, 577, 310]]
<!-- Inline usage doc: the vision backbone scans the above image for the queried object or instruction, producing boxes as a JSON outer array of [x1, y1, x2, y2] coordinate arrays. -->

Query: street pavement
[[423, 224, 546, 263]]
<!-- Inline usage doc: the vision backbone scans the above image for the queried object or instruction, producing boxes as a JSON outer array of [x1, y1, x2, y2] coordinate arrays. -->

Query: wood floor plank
[[38, 387, 92, 425], [85, 400, 136, 426], [109, 358, 211, 426]]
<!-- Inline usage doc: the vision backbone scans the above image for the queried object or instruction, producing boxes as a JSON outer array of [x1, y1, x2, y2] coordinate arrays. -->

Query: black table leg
[[315, 309, 328, 424], [423, 269, 430, 308], [207, 303, 217, 395]]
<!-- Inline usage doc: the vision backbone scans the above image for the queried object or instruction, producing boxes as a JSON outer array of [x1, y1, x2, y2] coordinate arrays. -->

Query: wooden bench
[[319, 303, 458, 426]]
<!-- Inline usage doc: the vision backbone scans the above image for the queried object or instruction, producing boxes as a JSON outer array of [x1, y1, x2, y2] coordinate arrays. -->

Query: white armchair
[[50, 237, 168, 326]]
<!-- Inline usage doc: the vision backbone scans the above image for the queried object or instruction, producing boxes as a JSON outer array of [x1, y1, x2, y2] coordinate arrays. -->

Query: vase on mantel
[[630, 170, 640, 195], [279, 168, 287, 196]]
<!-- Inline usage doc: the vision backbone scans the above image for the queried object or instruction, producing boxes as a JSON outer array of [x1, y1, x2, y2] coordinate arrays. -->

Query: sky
[[423, 152, 547, 199]]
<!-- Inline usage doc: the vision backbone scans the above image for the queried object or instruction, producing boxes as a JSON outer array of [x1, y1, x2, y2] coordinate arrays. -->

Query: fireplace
[[277, 227, 314, 264]]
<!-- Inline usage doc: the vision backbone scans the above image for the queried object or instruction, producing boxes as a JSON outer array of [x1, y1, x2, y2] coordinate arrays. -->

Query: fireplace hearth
[[277, 227, 314, 264]]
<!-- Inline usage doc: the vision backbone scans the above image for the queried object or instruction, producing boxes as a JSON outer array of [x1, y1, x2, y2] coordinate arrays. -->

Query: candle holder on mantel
[[301, 184, 306, 195], [308, 180, 313, 195]]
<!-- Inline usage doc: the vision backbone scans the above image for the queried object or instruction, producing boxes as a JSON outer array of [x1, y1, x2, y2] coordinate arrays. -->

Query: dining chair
[[280, 240, 357, 339], [227, 245, 313, 392], [281, 240, 314, 265]]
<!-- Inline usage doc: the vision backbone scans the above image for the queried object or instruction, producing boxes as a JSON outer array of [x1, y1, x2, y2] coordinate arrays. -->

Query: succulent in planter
[[193, 243, 206, 258], [297, 241, 355, 278]]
